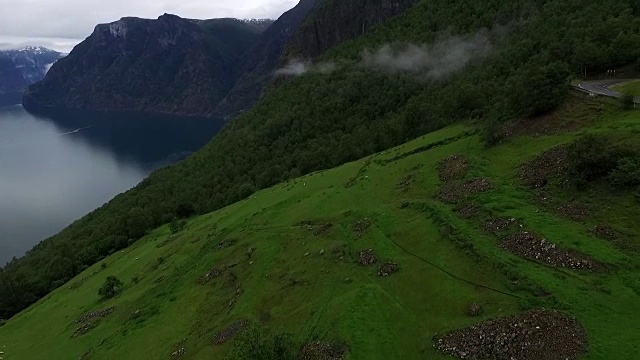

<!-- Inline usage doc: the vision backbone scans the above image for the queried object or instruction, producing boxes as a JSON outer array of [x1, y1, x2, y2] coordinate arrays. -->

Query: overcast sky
[[0, 0, 298, 52]]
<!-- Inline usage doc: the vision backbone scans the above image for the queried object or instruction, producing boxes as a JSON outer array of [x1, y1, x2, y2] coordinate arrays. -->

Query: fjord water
[[0, 105, 224, 265]]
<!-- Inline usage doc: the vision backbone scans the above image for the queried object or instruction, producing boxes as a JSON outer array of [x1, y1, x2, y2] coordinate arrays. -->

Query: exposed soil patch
[[454, 202, 481, 219], [396, 175, 413, 193], [358, 249, 378, 266], [352, 218, 372, 237], [213, 319, 250, 345], [438, 155, 469, 182], [482, 217, 518, 234], [377, 262, 399, 277], [434, 309, 588, 360], [519, 146, 569, 188], [500, 232, 601, 270], [436, 178, 493, 204], [300, 341, 348, 360], [590, 224, 620, 241]]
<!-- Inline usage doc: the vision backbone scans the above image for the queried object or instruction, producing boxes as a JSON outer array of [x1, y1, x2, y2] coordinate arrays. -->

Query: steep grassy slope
[[4, 0, 640, 321], [2, 94, 639, 359]]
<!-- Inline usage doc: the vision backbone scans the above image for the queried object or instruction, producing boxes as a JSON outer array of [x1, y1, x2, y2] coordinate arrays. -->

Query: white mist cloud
[[275, 60, 340, 76], [362, 31, 493, 79]]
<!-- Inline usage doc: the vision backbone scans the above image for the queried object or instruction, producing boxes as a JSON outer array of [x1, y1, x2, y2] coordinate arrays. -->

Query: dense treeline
[[2, 0, 640, 319]]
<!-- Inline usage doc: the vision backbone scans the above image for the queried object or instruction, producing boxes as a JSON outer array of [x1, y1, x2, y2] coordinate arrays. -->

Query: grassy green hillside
[[2, 93, 638, 359], [612, 80, 640, 96]]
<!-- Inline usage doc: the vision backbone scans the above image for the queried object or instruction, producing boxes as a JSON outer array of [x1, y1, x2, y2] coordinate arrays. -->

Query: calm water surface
[[0, 105, 223, 265]]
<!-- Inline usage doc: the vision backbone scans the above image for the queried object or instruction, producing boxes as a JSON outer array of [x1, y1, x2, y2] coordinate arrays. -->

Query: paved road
[[576, 79, 640, 103]]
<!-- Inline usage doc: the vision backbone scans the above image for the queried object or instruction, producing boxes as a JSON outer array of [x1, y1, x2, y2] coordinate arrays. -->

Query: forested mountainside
[[23, 15, 267, 116], [0, 47, 62, 106], [2, 0, 640, 321]]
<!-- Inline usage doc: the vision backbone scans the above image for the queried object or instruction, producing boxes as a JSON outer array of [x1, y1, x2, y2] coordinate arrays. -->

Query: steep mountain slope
[[282, 0, 418, 60], [23, 15, 266, 116], [0, 47, 62, 106], [213, 0, 318, 117], [1, 98, 639, 358], [3, 0, 640, 321]]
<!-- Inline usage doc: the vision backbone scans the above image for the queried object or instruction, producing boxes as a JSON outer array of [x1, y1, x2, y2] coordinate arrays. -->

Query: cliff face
[[24, 15, 266, 116], [0, 47, 62, 106], [213, 0, 317, 117], [282, 0, 418, 60]]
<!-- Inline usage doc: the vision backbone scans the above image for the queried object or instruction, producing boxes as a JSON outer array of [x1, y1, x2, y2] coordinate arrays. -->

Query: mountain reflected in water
[[0, 105, 224, 265]]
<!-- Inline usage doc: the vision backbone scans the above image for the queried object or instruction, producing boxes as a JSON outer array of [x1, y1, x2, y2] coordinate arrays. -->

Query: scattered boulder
[[500, 232, 601, 270], [213, 319, 250, 345], [434, 309, 588, 360], [436, 178, 492, 203], [438, 155, 469, 181], [377, 262, 399, 277], [300, 341, 348, 360], [358, 249, 378, 266]]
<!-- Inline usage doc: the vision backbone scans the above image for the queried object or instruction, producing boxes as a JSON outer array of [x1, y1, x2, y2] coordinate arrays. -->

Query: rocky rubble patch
[[300, 341, 348, 360], [438, 155, 469, 181], [454, 202, 481, 219], [352, 218, 372, 237], [377, 262, 399, 277], [75, 307, 115, 324], [482, 217, 518, 234], [590, 224, 620, 240], [216, 238, 238, 250], [500, 232, 600, 270], [313, 223, 333, 236], [434, 309, 588, 360], [436, 178, 492, 203], [518, 146, 569, 188], [396, 175, 413, 192], [196, 267, 224, 285], [213, 319, 250, 345], [358, 249, 378, 266]]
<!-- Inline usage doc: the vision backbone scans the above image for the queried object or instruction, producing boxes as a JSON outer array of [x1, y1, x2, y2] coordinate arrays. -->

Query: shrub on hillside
[[98, 276, 123, 300], [225, 326, 297, 360], [567, 135, 640, 188]]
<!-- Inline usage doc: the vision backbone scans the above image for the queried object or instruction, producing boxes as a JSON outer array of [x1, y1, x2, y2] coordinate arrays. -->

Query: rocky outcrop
[[282, 0, 418, 60]]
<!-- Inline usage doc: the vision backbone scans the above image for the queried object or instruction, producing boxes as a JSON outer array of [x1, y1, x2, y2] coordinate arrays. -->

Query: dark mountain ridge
[[0, 47, 62, 106], [23, 14, 266, 116]]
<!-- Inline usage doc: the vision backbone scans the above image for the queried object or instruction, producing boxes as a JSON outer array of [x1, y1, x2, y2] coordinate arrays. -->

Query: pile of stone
[[73, 322, 97, 337], [197, 267, 224, 285], [352, 218, 372, 237], [454, 202, 480, 219], [590, 224, 620, 240], [395, 175, 413, 192], [358, 249, 378, 266], [466, 303, 484, 317], [75, 306, 115, 324], [216, 238, 238, 250], [213, 319, 250, 345], [482, 217, 517, 234], [438, 155, 469, 181], [300, 341, 348, 360], [434, 309, 588, 360], [377, 262, 399, 277], [518, 146, 569, 188], [170, 347, 185, 358], [313, 223, 333, 236], [436, 178, 492, 204], [500, 232, 600, 270]]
